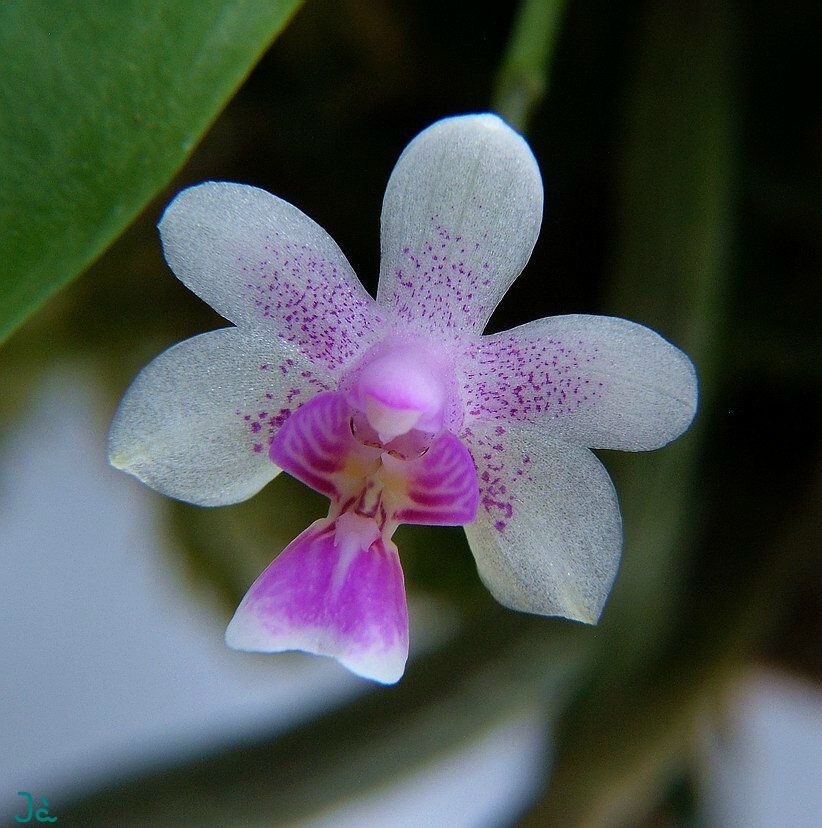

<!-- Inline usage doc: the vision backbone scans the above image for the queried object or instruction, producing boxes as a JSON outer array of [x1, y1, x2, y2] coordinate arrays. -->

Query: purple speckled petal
[[378, 114, 543, 339], [383, 432, 479, 526], [269, 391, 382, 504], [108, 328, 330, 507], [225, 515, 409, 684], [459, 315, 698, 451], [159, 182, 385, 373], [462, 421, 622, 623]]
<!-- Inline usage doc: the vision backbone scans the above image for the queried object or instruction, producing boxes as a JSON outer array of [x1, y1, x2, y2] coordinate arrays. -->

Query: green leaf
[[0, 0, 302, 344]]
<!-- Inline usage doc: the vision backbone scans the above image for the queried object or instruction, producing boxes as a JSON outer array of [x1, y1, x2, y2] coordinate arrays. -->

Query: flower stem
[[491, 0, 568, 132]]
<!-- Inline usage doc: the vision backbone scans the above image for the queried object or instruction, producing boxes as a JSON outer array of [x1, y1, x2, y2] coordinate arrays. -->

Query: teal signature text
[[15, 792, 57, 823]]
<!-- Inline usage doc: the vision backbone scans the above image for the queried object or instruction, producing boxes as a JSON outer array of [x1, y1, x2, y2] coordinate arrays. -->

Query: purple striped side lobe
[[384, 432, 479, 525], [270, 391, 381, 501]]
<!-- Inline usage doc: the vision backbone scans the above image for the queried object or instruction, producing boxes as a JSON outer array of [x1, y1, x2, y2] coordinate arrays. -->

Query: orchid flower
[[109, 114, 697, 684]]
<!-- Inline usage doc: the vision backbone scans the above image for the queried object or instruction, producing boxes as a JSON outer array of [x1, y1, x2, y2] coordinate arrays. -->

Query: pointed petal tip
[[157, 180, 225, 228], [433, 111, 523, 140], [224, 609, 407, 684], [338, 649, 406, 685], [107, 437, 145, 472], [492, 582, 603, 626], [108, 449, 130, 471], [107, 446, 146, 482], [453, 111, 507, 130], [684, 355, 700, 421], [107, 414, 139, 470], [644, 351, 700, 450], [545, 592, 603, 625], [570, 606, 600, 626]]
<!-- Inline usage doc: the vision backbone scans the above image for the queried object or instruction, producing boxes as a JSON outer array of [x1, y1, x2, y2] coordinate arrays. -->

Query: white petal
[[462, 421, 622, 622], [460, 314, 698, 451], [159, 182, 384, 373], [108, 328, 331, 506], [378, 114, 543, 338]]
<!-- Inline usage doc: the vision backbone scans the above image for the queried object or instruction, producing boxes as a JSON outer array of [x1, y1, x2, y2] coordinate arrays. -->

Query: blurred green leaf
[[0, 0, 302, 344], [597, 0, 736, 671], [521, 1, 738, 823], [520, 452, 822, 828]]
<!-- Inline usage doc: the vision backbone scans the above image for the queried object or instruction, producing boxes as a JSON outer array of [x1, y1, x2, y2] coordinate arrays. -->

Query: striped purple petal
[[269, 391, 382, 503], [383, 432, 479, 526], [225, 514, 408, 684]]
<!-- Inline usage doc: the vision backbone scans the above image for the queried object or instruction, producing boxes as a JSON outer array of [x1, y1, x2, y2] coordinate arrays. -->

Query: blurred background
[[1, 0, 820, 825]]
